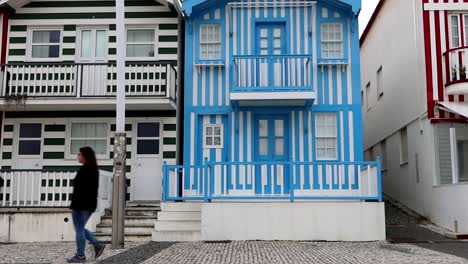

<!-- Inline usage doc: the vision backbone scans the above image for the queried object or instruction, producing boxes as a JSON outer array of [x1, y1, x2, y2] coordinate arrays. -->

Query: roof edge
[[359, 0, 385, 47]]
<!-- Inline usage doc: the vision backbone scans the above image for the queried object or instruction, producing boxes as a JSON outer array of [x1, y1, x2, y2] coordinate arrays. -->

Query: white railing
[[0, 62, 176, 100], [0, 170, 112, 208], [163, 160, 382, 202], [444, 46, 468, 84], [233, 55, 313, 91]]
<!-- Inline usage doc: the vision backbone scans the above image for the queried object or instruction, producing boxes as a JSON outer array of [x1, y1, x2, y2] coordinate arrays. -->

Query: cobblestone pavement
[[1, 241, 468, 264]]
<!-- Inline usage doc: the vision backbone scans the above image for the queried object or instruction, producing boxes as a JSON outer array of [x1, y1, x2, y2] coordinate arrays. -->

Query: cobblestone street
[[1, 240, 468, 264]]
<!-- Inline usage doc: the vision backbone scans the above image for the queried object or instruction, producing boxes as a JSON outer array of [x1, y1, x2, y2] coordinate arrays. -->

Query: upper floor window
[[28, 28, 62, 61], [321, 23, 343, 58], [450, 15, 461, 48], [316, 113, 338, 160], [199, 24, 222, 60], [69, 122, 108, 159], [126, 29, 156, 58], [78, 27, 108, 62], [377, 66, 383, 98]]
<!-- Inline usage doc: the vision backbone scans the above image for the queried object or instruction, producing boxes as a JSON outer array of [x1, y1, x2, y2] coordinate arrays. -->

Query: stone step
[[157, 211, 201, 221], [152, 230, 202, 242], [100, 216, 157, 226], [154, 220, 201, 231], [161, 202, 202, 212], [104, 208, 159, 217], [96, 225, 155, 234]]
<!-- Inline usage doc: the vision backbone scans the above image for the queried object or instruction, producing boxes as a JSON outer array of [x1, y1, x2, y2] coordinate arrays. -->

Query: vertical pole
[[376, 157, 382, 202], [450, 127, 459, 185], [112, 0, 127, 250]]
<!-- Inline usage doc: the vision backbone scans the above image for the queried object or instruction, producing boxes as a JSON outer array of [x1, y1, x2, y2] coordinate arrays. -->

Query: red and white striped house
[[361, 0, 468, 237]]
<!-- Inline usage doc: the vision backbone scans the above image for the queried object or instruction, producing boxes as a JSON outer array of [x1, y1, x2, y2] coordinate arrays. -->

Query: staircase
[[95, 202, 160, 242], [152, 202, 202, 241]]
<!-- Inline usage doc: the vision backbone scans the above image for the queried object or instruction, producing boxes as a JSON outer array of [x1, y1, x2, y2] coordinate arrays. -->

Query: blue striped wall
[[183, 0, 364, 167]]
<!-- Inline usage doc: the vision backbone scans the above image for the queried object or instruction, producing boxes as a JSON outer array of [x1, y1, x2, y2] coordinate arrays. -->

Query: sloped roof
[[0, 0, 176, 11], [182, 0, 361, 17]]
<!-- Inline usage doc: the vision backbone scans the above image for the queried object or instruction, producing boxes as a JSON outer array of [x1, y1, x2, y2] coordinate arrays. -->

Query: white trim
[[203, 123, 224, 149], [448, 14, 461, 49], [315, 112, 338, 161], [125, 25, 159, 61], [133, 120, 162, 158], [26, 26, 63, 62], [13, 121, 44, 170], [76, 26, 109, 63], [230, 91, 316, 101], [425, 3, 468, 11], [65, 120, 109, 160], [450, 128, 459, 184]]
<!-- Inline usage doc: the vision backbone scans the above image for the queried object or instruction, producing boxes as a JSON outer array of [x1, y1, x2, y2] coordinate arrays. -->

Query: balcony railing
[[443, 46, 468, 95], [0, 170, 112, 208], [0, 62, 176, 100], [162, 160, 382, 202], [233, 55, 313, 92]]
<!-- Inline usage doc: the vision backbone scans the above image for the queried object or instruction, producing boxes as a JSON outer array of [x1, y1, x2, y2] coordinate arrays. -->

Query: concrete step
[[161, 202, 202, 212], [104, 207, 160, 217], [157, 211, 201, 221], [152, 230, 202, 242], [154, 220, 201, 231], [100, 216, 157, 226], [96, 232, 152, 242], [96, 225, 155, 234]]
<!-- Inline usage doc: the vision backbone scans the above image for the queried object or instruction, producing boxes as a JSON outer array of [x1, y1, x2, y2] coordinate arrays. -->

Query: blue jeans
[[72, 210, 98, 256]]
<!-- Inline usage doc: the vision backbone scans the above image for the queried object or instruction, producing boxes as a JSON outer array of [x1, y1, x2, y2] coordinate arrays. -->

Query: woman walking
[[67, 146, 105, 263]]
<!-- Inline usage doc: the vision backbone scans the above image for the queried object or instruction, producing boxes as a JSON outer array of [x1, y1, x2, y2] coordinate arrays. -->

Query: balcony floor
[[230, 91, 316, 106]]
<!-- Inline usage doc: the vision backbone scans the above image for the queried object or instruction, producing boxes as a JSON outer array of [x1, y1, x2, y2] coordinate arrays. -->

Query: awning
[[439, 101, 468, 118]]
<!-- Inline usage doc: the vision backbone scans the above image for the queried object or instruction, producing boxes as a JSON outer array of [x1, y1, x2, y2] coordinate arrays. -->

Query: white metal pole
[[450, 127, 459, 184], [112, 0, 127, 250]]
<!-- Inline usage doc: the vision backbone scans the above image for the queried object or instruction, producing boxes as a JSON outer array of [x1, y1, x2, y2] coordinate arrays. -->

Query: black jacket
[[70, 166, 99, 212]]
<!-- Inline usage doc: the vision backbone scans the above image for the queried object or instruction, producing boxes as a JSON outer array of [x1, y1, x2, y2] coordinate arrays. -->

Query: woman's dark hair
[[79, 146, 98, 170]]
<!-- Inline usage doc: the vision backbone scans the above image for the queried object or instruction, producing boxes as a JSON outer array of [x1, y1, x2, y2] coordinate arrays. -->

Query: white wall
[[201, 202, 386, 241], [360, 0, 427, 150]]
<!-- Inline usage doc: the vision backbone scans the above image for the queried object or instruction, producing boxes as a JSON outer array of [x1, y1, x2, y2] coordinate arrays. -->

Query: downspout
[[174, 3, 185, 198]]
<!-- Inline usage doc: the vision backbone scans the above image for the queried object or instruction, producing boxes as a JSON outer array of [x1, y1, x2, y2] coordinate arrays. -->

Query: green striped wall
[[0, 114, 177, 200], [8, 0, 178, 63]]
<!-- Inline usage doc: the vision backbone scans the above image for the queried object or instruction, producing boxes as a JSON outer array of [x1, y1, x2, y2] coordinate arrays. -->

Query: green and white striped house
[[0, 0, 180, 202]]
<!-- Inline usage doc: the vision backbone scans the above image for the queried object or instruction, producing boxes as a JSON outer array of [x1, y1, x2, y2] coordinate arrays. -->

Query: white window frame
[[125, 26, 159, 61], [76, 26, 109, 62], [315, 113, 338, 161], [199, 23, 222, 61], [134, 121, 162, 158], [449, 14, 461, 49], [27, 26, 63, 62], [203, 124, 224, 149], [66, 121, 109, 160], [16, 122, 43, 158], [320, 22, 344, 59], [400, 127, 409, 165], [377, 66, 383, 99]]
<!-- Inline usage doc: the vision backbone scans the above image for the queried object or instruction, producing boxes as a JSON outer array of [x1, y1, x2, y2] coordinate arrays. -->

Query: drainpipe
[[174, 3, 185, 199]]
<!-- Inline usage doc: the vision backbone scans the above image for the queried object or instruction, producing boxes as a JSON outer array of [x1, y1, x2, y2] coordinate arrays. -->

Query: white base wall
[[201, 202, 386, 241], [0, 209, 102, 243]]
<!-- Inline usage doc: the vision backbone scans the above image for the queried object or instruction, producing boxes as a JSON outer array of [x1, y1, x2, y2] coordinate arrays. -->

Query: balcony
[[0, 62, 177, 111], [443, 47, 468, 95], [232, 55, 316, 106]]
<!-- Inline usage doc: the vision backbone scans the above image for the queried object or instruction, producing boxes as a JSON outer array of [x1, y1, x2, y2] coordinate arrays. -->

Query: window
[[136, 122, 160, 155], [365, 82, 371, 111], [29, 29, 61, 60], [381, 139, 387, 170], [369, 147, 375, 161], [458, 139, 468, 182], [321, 23, 343, 58], [465, 15, 468, 46], [78, 28, 107, 61], [199, 24, 222, 60], [70, 123, 107, 157], [18, 124, 42, 156], [204, 124, 223, 148], [126, 29, 156, 58], [316, 113, 337, 160], [400, 127, 408, 165], [377, 66, 383, 98], [451, 15, 460, 48]]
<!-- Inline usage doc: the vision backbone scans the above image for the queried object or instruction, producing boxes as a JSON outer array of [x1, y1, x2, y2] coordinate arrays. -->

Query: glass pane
[[275, 138, 284, 156], [273, 28, 281, 37], [33, 31, 60, 43], [206, 126, 213, 136], [71, 123, 107, 138], [81, 30, 92, 58], [137, 123, 160, 138], [32, 45, 60, 58], [20, 124, 41, 138], [260, 28, 268, 37], [127, 44, 154, 57], [127, 30, 154, 42], [206, 136, 213, 146], [274, 120, 284, 137], [214, 136, 221, 146], [260, 39, 268, 49], [96, 30, 106, 58], [19, 140, 41, 155], [214, 127, 221, 136], [71, 139, 107, 155], [137, 139, 160, 155], [259, 120, 268, 137], [259, 138, 268, 156]]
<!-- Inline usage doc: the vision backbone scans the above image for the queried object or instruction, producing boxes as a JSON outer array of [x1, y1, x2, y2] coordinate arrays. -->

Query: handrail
[[442, 45, 468, 56], [233, 54, 313, 59], [1, 61, 175, 67]]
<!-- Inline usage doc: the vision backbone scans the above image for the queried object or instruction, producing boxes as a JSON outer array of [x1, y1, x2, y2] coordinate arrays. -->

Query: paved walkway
[[1, 240, 468, 264]]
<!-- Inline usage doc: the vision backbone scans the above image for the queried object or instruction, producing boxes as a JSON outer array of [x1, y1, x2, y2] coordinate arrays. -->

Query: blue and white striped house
[[157, 0, 385, 242]]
